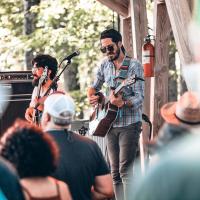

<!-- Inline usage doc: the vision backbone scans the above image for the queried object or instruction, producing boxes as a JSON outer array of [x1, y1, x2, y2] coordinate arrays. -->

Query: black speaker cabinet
[[0, 71, 33, 134]]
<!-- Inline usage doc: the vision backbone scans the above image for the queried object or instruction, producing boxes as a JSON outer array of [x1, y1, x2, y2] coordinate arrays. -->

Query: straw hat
[[160, 91, 200, 125]]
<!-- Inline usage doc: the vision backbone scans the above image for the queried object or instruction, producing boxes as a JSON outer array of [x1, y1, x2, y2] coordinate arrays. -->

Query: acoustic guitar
[[89, 75, 137, 137]]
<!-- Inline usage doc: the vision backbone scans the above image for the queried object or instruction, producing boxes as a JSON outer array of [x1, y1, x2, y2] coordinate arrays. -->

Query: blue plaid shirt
[[92, 57, 144, 127]]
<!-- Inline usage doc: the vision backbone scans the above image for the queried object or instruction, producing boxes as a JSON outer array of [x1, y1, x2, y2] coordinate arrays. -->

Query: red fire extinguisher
[[142, 35, 155, 77]]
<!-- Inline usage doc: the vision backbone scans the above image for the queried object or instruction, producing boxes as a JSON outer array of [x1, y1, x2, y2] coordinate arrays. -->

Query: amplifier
[[0, 71, 32, 83], [0, 71, 33, 134]]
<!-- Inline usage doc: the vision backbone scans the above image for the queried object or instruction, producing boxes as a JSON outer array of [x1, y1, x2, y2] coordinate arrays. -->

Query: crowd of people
[[1, 1, 200, 198]]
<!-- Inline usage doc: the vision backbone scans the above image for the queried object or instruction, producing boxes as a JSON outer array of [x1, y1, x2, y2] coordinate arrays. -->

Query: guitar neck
[[114, 84, 123, 96]]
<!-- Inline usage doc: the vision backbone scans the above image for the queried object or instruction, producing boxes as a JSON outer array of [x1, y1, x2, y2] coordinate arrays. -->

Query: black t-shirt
[[48, 130, 110, 200], [0, 158, 25, 200]]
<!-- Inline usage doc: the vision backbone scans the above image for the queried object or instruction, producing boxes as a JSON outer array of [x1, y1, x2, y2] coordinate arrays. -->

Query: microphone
[[63, 50, 80, 61]]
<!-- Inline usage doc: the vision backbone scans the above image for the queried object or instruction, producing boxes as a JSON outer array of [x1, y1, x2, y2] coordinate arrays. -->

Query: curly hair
[[0, 119, 59, 178], [32, 54, 58, 80]]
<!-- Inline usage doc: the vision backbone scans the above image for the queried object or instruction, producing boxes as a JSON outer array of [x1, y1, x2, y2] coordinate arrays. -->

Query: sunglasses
[[100, 44, 115, 53]]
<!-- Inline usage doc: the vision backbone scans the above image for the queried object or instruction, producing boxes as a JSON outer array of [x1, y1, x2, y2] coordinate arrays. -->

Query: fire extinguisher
[[142, 35, 155, 77]]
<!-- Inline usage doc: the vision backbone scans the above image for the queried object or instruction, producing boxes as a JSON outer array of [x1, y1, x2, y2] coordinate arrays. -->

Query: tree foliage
[[0, 0, 117, 118]]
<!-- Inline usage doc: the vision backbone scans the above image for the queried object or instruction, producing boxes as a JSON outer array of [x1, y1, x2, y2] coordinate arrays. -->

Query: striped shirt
[[92, 57, 144, 127]]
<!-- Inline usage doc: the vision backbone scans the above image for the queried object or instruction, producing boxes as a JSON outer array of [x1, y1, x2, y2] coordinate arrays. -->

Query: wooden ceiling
[[97, 0, 129, 17]]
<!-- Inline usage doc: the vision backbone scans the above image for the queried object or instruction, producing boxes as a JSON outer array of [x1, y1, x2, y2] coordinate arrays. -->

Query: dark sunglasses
[[100, 44, 115, 53]]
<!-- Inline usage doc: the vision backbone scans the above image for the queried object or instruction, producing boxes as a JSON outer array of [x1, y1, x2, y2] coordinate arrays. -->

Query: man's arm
[[91, 174, 114, 200]]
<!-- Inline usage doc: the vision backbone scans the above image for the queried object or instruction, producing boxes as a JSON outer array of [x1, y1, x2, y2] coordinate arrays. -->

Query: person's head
[[148, 122, 190, 155], [0, 119, 59, 178], [31, 54, 58, 86], [41, 92, 75, 130], [100, 28, 124, 61], [160, 91, 200, 127]]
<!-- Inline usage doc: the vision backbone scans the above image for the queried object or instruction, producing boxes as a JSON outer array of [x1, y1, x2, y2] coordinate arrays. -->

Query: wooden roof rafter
[[97, 0, 129, 17]]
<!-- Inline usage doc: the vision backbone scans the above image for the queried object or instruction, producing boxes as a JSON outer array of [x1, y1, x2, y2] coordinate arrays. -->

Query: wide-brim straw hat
[[160, 91, 200, 125]]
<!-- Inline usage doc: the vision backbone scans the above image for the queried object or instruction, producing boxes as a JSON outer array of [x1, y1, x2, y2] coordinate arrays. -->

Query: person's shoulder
[[98, 58, 111, 67], [129, 58, 142, 68], [0, 157, 17, 177], [73, 132, 97, 144]]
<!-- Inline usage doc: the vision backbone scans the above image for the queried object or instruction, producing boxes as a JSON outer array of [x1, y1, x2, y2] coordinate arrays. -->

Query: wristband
[[124, 100, 127, 106]]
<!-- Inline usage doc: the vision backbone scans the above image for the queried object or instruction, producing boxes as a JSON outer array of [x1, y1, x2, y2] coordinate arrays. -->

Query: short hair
[[100, 28, 122, 43], [0, 119, 59, 178], [32, 54, 58, 80]]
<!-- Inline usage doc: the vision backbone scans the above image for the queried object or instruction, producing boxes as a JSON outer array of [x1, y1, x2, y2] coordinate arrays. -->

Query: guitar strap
[[114, 55, 131, 118], [114, 55, 131, 86]]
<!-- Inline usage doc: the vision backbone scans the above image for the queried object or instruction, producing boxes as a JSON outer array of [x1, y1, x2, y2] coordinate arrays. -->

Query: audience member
[[0, 157, 25, 200], [160, 91, 200, 128], [132, 132, 200, 200], [41, 92, 114, 200], [148, 91, 200, 163], [0, 119, 72, 200]]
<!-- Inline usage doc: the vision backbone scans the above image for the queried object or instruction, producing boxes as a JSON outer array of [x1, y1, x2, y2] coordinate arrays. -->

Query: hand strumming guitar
[[87, 87, 105, 107], [109, 90, 124, 108], [25, 107, 34, 122], [25, 96, 47, 123]]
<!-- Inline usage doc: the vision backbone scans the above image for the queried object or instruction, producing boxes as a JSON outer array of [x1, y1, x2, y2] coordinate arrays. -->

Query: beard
[[107, 48, 120, 61], [32, 76, 40, 87]]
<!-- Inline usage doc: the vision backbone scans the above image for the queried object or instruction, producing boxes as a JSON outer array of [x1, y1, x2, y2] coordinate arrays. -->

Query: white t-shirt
[[30, 86, 54, 107]]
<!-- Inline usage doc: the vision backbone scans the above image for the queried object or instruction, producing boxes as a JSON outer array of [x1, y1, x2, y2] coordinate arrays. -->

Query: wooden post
[[165, 0, 194, 64], [129, 0, 152, 171], [152, 1, 171, 137], [121, 17, 133, 56], [130, 0, 148, 61]]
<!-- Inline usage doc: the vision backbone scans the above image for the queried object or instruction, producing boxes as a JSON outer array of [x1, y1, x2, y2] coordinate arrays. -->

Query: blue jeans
[[106, 122, 141, 200]]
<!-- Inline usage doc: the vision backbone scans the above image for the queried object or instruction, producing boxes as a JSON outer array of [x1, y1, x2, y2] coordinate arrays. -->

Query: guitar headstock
[[122, 75, 136, 87], [39, 66, 48, 85], [114, 75, 136, 95], [114, 75, 144, 95]]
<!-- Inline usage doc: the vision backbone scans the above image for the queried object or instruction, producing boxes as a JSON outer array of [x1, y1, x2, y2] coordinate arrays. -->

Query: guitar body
[[89, 74, 138, 137], [89, 103, 118, 137]]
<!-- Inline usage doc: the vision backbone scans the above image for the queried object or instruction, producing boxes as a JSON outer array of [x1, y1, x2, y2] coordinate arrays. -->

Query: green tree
[[0, 0, 117, 118]]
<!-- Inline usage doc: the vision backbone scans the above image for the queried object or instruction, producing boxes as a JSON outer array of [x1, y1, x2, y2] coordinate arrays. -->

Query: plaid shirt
[[92, 57, 144, 127]]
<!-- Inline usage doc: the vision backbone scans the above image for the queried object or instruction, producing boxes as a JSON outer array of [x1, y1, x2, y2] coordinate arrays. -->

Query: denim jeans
[[106, 122, 142, 200]]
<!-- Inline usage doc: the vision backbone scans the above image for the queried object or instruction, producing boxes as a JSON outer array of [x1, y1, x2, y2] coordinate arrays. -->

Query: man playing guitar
[[25, 54, 58, 124], [87, 29, 144, 200]]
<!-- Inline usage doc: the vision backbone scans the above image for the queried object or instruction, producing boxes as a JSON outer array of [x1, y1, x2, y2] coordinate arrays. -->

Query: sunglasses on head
[[100, 44, 115, 53]]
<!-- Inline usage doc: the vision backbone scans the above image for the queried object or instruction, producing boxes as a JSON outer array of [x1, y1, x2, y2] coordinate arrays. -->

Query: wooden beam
[[152, 2, 171, 137], [96, 0, 128, 17], [130, 0, 148, 61], [120, 17, 133, 56], [187, 0, 194, 13], [165, 0, 194, 64], [157, 0, 165, 3]]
